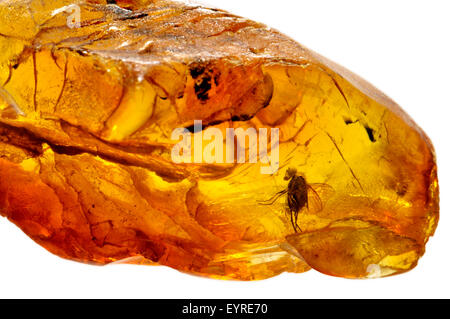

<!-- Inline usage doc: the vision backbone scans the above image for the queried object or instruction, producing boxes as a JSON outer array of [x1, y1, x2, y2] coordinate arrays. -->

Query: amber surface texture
[[0, 0, 439, 280]]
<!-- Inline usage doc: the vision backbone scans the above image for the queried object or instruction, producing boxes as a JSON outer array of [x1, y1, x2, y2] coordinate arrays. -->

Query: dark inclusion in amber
[[0, 0, 439, 280]]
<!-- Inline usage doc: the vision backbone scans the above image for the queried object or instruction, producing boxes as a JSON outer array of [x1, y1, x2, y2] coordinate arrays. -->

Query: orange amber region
[[0, 0, 439, 280]]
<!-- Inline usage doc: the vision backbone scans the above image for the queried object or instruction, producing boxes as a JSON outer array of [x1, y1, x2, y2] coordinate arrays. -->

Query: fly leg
[[258, 189, 288, 206]]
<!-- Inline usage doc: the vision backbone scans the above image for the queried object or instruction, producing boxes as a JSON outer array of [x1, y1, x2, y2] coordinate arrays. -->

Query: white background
[[0, 0, 449, 298]]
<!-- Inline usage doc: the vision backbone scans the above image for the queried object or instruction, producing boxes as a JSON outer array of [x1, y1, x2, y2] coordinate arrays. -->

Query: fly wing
[[306, 183, 335, 214]]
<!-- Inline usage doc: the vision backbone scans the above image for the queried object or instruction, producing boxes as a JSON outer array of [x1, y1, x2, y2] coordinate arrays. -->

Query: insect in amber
[[0, 0, 439, 280], [260, 168, 333, 232]]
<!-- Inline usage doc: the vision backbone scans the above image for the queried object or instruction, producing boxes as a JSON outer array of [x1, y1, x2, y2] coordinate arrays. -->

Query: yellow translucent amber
[[0, 0, 439, 280]]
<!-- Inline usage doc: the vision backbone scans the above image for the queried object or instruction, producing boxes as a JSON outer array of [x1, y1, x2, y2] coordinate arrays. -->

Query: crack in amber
[[0, 0, 439, 280]]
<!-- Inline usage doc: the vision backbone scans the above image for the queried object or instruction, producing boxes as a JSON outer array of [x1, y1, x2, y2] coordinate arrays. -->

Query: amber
[[0, 0, 439, 280]]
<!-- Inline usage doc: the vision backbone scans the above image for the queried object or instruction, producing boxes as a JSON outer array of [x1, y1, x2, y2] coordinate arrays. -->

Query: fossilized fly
[[260, 168, 333, 232]]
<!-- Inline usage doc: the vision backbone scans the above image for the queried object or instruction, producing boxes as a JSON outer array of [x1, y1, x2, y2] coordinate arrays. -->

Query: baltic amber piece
[[0, 0, 439, 280]]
